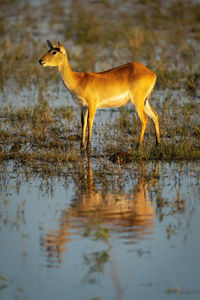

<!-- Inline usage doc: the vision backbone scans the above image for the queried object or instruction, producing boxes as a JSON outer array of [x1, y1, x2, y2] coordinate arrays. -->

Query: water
[[0, 159, 200, 300]]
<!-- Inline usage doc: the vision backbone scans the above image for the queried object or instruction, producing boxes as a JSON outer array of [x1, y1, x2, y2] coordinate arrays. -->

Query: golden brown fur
[[39, 40, 160, 150]]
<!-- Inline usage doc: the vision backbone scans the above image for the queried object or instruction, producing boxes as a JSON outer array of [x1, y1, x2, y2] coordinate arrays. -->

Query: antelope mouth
[[39, 59, 46, 66]]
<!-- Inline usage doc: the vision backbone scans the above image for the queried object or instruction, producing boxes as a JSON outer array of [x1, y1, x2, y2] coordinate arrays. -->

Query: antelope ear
[[47, 40, 57, 49], [58, 41, 66, 55]]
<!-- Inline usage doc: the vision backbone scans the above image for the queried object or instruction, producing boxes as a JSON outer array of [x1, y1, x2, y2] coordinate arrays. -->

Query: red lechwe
[[39, 40, 160, 151]]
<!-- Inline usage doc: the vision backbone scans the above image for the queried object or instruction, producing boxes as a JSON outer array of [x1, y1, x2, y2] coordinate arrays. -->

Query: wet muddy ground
[[0, 0, 200, 299]]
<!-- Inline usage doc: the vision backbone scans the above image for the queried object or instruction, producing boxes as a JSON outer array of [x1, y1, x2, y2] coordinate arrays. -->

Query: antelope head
[[39, 40, 67, 67]]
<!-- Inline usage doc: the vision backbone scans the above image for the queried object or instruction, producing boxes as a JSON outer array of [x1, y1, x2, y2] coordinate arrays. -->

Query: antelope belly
[[97, 91, 130, 108]]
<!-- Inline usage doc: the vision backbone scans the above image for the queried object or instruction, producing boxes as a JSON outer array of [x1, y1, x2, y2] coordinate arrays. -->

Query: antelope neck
[[59, 57, 76, 91]]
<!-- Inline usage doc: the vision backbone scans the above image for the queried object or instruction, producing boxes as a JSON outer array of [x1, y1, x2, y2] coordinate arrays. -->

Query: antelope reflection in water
[[40, 159, 159, 268]]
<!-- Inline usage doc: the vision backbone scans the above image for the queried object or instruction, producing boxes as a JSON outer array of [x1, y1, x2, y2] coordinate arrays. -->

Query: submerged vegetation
[[0, 0, 200, 170]]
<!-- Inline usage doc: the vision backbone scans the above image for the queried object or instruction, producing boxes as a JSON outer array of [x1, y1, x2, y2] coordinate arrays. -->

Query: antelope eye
[[51, 51, 57, 55]]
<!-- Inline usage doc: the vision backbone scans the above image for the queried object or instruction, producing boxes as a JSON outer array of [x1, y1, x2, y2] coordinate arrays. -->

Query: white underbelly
[[65, 84, 131, 108], [97, 91, 131, 108]]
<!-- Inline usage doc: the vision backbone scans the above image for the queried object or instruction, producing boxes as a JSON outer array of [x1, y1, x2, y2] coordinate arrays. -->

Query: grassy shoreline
[[0, 98, 199, 168]]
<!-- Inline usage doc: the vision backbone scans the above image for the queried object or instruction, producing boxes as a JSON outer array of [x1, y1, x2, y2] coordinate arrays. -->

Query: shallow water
[[0, 159, 200, 300]]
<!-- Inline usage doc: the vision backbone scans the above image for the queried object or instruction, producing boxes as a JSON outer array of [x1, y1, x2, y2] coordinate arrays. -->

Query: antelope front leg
[[81, 107, 88, 150], [87, 104, 96, 153]]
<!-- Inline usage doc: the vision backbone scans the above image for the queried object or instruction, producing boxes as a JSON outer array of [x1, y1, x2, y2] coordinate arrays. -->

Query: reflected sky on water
[[0, 159, 200, 300]]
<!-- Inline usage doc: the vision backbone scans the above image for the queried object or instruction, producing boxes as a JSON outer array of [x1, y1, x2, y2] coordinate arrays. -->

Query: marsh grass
[[0, 100, 80, 175], [0, 92, 199, 172]]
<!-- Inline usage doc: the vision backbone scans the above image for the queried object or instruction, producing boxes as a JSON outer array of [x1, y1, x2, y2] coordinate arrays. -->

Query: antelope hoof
[[156, 139, 161, 146], [137, 142, 142, 149]]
